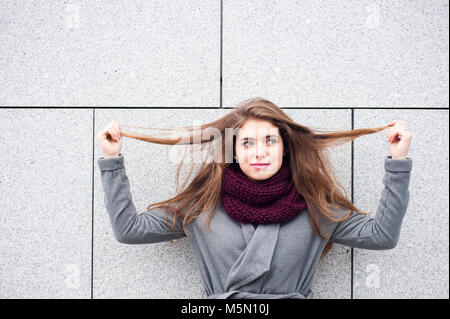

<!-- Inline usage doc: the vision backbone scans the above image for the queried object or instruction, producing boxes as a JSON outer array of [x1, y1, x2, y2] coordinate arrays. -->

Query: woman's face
[[234, 118, 285, 181]]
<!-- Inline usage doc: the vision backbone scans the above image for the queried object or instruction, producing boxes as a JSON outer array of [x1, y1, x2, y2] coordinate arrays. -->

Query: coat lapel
[[241, 223, 255, 245], [224, 222, 280, 291]]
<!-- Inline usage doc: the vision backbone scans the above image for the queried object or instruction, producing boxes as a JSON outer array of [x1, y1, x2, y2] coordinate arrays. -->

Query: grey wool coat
[[97, 153, 413, 299]]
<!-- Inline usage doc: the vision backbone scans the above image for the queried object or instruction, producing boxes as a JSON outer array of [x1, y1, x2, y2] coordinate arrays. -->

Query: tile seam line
[[219, 0, 223, 108], [0, 106, 448, 110], [351, 108, 354, 299], [91, 108, 95, 299]]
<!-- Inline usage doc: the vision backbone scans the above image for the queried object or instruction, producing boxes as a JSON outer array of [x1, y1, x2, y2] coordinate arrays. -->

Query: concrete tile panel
[[0, 109, 92, 298], [223, 1, 448, 108], [0, 1, 220, 107], [353, 110, 449, 298]]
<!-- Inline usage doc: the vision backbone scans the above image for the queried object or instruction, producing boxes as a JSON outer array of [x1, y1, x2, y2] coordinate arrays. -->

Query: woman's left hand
[[386, 120, 413, 159]]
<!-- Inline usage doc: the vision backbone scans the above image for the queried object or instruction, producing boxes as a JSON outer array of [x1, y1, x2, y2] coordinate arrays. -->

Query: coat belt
[[204, 289, 314, 299]]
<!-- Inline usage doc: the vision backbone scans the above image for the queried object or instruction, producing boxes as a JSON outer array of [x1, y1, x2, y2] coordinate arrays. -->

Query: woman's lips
[[251, 163, 269, 169]]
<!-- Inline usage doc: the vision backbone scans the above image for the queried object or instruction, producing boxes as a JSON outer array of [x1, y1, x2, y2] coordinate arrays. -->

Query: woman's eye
[[242, 139, 277, 147]]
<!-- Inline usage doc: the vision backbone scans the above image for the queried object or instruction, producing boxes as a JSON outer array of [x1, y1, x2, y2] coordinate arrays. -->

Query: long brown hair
[[119, 97, 390, 258]]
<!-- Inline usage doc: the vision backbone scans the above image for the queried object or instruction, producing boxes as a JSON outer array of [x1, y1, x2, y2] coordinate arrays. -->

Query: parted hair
[[120, 97, 390, 258]]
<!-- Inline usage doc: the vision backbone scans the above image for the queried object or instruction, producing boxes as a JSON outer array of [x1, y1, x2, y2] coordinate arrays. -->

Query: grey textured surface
[[0, 109, 92, 298], [0, 1, 448, 299], [223, 0, 448, 108], [0, 1, 219, 107], [353, 110, 449, 298]]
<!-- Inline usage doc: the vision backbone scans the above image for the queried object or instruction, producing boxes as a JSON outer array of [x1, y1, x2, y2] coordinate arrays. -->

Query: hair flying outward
[[119, 97, 391, 258]]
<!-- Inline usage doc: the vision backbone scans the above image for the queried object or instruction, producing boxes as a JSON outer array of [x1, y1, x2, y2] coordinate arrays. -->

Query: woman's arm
[[97, 153, 186, 244], [330, 156, 413, 250]]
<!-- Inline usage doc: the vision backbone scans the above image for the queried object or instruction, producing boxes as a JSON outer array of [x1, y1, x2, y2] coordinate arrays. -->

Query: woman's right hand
[[97, 120, 123, 158]]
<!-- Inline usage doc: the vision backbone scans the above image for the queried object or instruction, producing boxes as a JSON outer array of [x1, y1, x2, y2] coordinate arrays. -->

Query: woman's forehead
[[236, 126, 280, 138]]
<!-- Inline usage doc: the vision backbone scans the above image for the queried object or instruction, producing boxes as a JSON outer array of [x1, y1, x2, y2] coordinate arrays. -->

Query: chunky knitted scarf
[[220, 156, 307, 224]]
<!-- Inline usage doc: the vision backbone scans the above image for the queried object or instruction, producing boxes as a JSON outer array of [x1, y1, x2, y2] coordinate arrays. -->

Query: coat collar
[[224, 221, 281, 291]]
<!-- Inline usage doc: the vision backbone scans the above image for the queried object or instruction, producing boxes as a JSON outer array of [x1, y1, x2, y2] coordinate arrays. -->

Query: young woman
[[96, 97, 413, 299]]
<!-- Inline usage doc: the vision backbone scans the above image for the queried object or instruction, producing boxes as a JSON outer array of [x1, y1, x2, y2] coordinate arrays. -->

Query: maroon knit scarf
[[220, 156, 307, 224]]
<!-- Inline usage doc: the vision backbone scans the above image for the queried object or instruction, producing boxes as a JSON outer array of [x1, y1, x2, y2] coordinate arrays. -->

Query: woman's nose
[[255, 141, 267, 157]]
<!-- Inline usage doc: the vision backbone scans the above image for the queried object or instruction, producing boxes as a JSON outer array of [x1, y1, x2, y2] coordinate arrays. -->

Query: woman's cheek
[[238, 148, 249, 163]]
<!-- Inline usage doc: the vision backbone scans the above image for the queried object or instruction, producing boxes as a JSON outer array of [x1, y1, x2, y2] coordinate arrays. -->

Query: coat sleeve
[[97, 153, 186, 244], [329, 156, 413, 250]]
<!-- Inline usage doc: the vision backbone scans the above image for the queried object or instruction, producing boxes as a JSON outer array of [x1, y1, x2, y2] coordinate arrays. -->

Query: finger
[[113, 121, 121, 132], [113, 130, 120, 141], [110, 123, 121, 140], [388, 123, 407, 140], [397, 121, 407, 129], [388, 127, 399, 142], [102, 128, 110, 139], [389, 127, 411, 141], [397, 127, 412, 140], [107, 129, 117, 141], [387, 125, 394, 137], [403, 131, 413, 140], [106, 126, 119, 141], [391, 120, 407, 128], [388, 131, 396, 142]]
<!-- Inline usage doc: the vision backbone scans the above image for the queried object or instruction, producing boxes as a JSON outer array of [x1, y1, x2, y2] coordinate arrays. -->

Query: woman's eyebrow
[[239, 135, 278, 141]]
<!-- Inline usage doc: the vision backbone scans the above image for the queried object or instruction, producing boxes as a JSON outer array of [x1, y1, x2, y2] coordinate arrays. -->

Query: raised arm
[[97, 153, 186, 244], [330, 156, 413, 250]]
